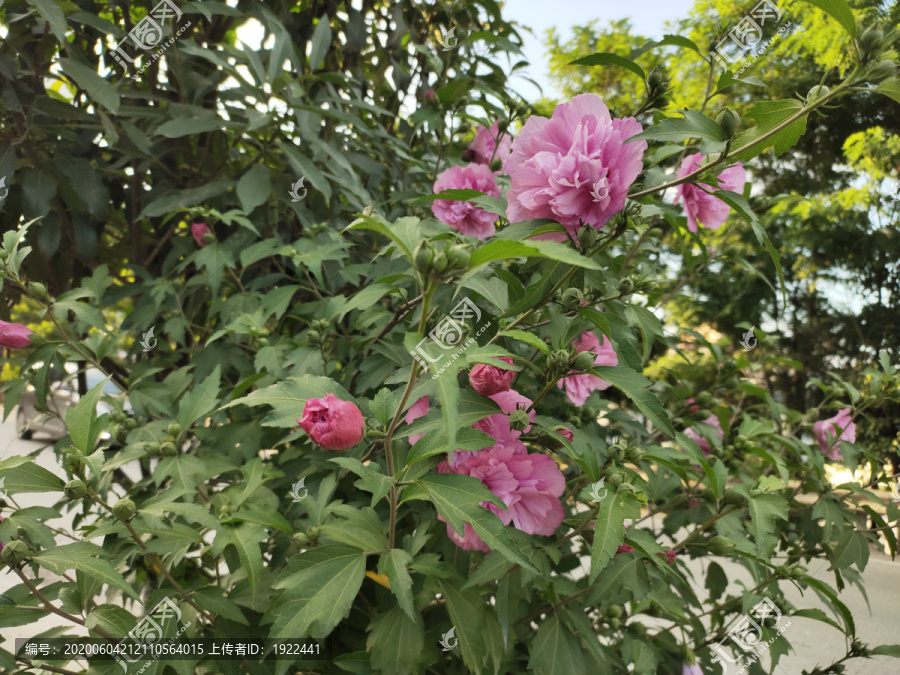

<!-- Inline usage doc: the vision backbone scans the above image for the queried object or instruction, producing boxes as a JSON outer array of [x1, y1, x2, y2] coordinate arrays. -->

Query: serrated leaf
[[65, 376, 109, 454], [367, 607, 423, 675], [177, 365, 221, 428], [527, 614, 586, 675], [439, 581, 486, 674], [0, 462, 64, 493], [370, 388, 394, 428], [746, 492, 788, 558], [468, 239, 603, 271], [378, 549, 415, 621], [589, 366, 674, 438], [628, 109, 726, 154], [590, 491, 642, 582], [34, 543, 139, 601]]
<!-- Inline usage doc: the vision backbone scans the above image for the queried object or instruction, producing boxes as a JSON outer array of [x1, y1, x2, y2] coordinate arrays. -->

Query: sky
[[499, 0, 698, 100]]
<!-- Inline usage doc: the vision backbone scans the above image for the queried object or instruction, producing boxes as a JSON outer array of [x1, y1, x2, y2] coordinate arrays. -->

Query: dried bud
[[64, 479, 88, 500], [113, 498, 136, 521], [715, 108, 740, 138], [577, 225, 599, 248], [617, 278, 634, 295], [0, 540, 29, 565], [573, 350, 596, 372], [707, 535, 736, 555]]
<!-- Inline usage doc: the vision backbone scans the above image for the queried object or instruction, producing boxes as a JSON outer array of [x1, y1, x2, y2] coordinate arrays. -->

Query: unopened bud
[[497, 119, 509, 133], [293, 532, 309, 546], [509, 409, 531, 432], [0, 540, 29, 565], [573, 350, 596, 372], [606, 471, 623, 488], [414, 241, 433, 274], [160, 442, 177, 457], [446, 244, 471, 271], [307, 330, 321, 345], [146, 442, 161, 457], [550, 350, 571, 369], [858, 25, 884, 58], [715, 108, 740, 138], [489, 158, 503, 172], [28, 281, 49, 301], [65, 479, 88, 500], [625, 446, 644, 462], [63, 453, 84, 474], [577, 225, 599, 248], [869, 59, 897, 82], [123, 418, 137, 430], [431, 252, 448, 274], [167, 421, 182, 436], [806, 85, 831, 102], [605, 605, 624, 618], [560, 288, 584, 309], [647, 67, 664, 90], [707, 535, 736, 555], [617, 278, 634, 295], [202, 232, 216, 245], [724, 488, 745, 505], [113, 498, 136, 521], [306, 526, 320, 542]]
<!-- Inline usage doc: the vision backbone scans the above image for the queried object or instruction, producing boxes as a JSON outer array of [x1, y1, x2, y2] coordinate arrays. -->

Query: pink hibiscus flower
[[431, 164, 501, 239], [674, 153, 747, 233], [557, 331, 619, 406]]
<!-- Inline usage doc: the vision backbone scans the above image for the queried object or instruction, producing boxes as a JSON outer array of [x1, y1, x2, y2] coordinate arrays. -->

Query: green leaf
[[799, 0, 856, 36], [714, 189, 787, 304], [416, 188, 507, 216], [527, 615, 586, 675], [86, 605, 137, 638], [871, 645, 900, 657], [33, 543, 139, 601], [746, 492, 789, 558], [344, 213, 413, 259], [155, 117, 229, 138], [462, 551, 515, 590], [404, 474, 539, 573], [830, 530, 870, 572], [236, 164, 271, 213], [0, 462, 64, 493], [65, 375, 110, 454], [27, 0, 68, 43], [435, 362, 460, 451], [140, 180, 235, 218], [498, 329, 551, 355], [367, 607, 423, 675], [590, 491, 642, 582], [59, 58, 119, 114], [269, 545, 367, 638], [223, 503, 293, 535], [438, 581, 486, 674], [329, 456, 395, 506], [589, 366, 674, 438], [628, 110, 726, 154], [630, 33, 702, 58], [224, 524, 266, 602], [192, 586, 249, 625], [309, 14, 332, 70], [731, 100, 808, 162], [569, 52, 645, 80], [406, 427, 495, 466], [177, 365, 221, 428], [468, 239, 603, 271], [399, 388, 498, 440], [378, 549, 416, 621], [370, 388, 394, 428], [278, 141, 332, 204], [874, 80, 900, 106]]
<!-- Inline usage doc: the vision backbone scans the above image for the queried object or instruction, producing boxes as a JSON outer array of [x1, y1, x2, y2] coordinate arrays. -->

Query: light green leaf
[[747, 492, 789, 558], [309, 14, 332, 70], [874, 80, 900, 106], [0, 462, 64, 493], [438, 581, 486, 673], [468, 239, 603, 271], [569, 52, 645, 80], [224, 523, 266, 601], [628, 109, 726, 154], [732, 100, 808, 161], [269, 545, 367, 638], [498, 329, 551, 355], [370, 388, 394, 428], [589, 366, 674, 438], [34, 543, 139, 600], [328, 456, 394, 506], [344, 214, 413, 259], [236, 164, 271, 213], [378, 549, 416, 621], [59, 58, 119, 114], [406, 427, 495, 466], [398, 388, 498, 440], [800, 0, 856, 36], [830, 530, 870, 572]]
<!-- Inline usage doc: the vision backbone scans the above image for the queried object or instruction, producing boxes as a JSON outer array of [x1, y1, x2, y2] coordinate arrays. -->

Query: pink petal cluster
[[405, 396, 430, 445], [683, 664, 704, 675], [813, 408, 856, 461], [464, 122, 513, 168], [469, 357, 516, 396], [0, 320, 34, 349], [558, 331, 619, 406], [659, 549, 677, 565], [685, 415, 724, 456], [505, 94, 647, 240], [616, 543, 635, 554], [297, 393, 364, 451], [463, 390, 535, 465], [674, 153, 747, 233], [431, 164, 501, 239], [437, 444, 565, 551], [191, 222, 212, 247]]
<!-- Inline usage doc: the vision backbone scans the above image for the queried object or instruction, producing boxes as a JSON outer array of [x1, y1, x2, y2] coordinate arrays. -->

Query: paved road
[[1, 410, 899, 673]]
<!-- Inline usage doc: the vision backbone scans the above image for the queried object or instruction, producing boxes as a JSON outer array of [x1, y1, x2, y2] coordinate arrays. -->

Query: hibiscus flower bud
[[509, 409, 531, 432], [160, 442, 177, 456], [27, 281, 49, 301], [858, 25, 884, 59], [869, 59, 897, 82], [605, 605, 624, 618], [167, 421, 182, 436], [625, 446, 644, 462], [572, 350, 596, 372], [606, 471, 623, 487], [424, 89, 438, 106], [306, 526, 320, 541], [293, 532, 309, 546], [489, 158, 503, 172], [431, 251, 449, 274], [65, 479, 88, 500], [497, 119, 509, 133], [307, 330, 322, 345], [146, 442, 161, 457], [707, 535, 735, 555], [617, 277, 634, 295], [469, 357, 515, 396], [577, 225, 599, 248], [806, 85, 831, 103], [647, 67, 664, 90], [414, 241, 434, 275], [724, 487, 745, 505], [550, 350, 571, 369], [298, 393, 365, 450], [0, 540, 29, 565], [715, 108, 740, 139], [446, 244, 471, 271], [63, 453, 84, 474], [113, 498, 136, 521], [560, 288, 584, 309], [191, 223, 212, 247], [0, 320, 34, 349]]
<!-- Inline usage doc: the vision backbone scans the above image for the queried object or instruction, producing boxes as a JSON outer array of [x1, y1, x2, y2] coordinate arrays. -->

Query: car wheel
[[17, 408, 33, 440]]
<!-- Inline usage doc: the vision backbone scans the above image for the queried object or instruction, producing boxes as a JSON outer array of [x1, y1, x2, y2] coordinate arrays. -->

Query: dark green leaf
[[569, 52, 645, 80]]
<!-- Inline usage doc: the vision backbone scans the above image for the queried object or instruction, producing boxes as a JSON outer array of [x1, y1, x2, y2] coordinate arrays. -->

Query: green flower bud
[[735, 434, 749, 448], [723, 356, 738, 371], [707, 535, 736, 555], [306, 526, 320, 542], [201, 232, 216, 245], [606, 471, 623, 488], [806, 85, 831, 102], [123, 418, 137, 431], [293, 532, 309, 546], [63, 453, 84, 474], [258, 337, 270, 347], [509, 409, 531, 432], [605, 605, 624, 618], [160, 442, 177, 457], [696, 392, 713, 407], [167, 421, 182, 436], [724, 487, 745, 505], [647, 67, 664, 90], [0, 250, 8, 260], [654, 96, 670, 109], [64, 479, 88, 500], [869, 59, 897, 82], [446, 244, 471, 271], [715, 108, 740, 138], [560, 288, 584, 309], [413, 241, 434, 275], [608, 443, 626, 462], [313, 319, 328, 331], [645, 603, 663, 618], [632, 622, 647, 636], [431, 252, 449, 274], [617, 278, 634, 295], [577, 225, 599, 248], [113, 498, 136, 521], [115, 428, 129, 444], [497, 119, 509, 133], [858, 25, 884, 57], [0, 540, 30, 565], [608, 617, 622, 629], [307, 329, 322, 345], [146, 442, 161, 457], [550, 350, 571, 369], [489, 158, 503, 172], [572, 350, 596, 372], [625, 446, 644, 462], [27, 281, 49, 301]]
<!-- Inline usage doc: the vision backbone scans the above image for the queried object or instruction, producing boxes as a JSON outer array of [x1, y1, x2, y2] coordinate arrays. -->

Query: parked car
[[17, 365, 129, 441]]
